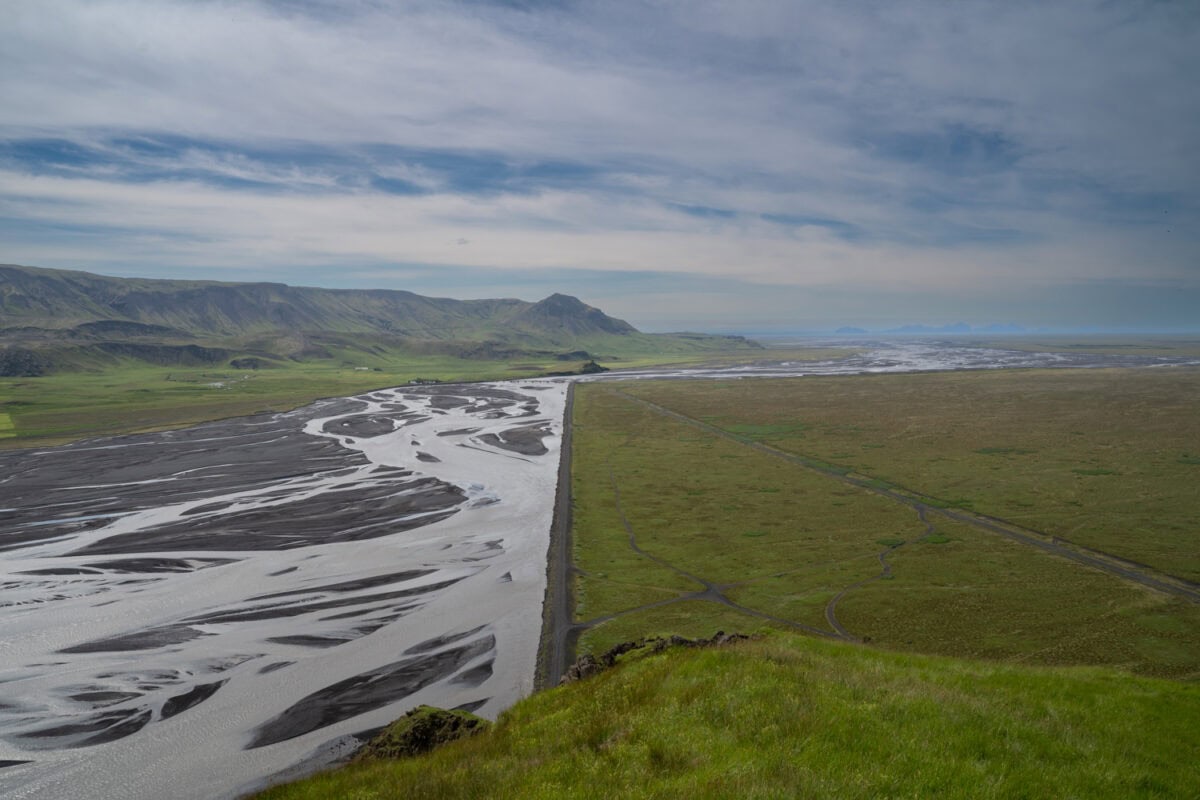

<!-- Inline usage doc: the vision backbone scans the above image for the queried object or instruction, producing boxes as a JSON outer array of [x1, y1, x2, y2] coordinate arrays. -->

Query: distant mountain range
[[0, 264, 758, 375]]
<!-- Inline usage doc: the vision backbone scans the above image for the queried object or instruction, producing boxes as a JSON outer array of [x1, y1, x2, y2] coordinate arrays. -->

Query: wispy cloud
[[1, 0, 1197, 329]]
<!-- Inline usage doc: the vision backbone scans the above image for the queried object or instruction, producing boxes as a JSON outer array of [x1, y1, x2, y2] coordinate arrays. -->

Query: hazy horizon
[[2, 1, 1197, 332]]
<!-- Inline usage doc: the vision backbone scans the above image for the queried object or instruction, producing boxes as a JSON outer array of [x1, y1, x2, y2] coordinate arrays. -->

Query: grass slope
[[0, 263, 759, 358], [0, 263, 535, 336], [252, 633, 1200, 800]]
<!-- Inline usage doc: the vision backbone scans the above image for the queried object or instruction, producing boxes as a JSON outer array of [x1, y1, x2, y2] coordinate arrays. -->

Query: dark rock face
[[73, 320, 188, 338], [93, 341, 232, 366], [561, 631, 753, 684], [0, 346, 50, 376], [352, 705, 491, 761], [562, 653, 605, 682], [229, 357, 276, 369]]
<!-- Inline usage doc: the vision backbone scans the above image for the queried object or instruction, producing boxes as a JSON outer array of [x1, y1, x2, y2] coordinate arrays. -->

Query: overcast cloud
[[2, 0, 1197, 330]]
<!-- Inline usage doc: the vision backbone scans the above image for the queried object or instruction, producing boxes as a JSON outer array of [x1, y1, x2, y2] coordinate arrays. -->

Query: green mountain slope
[[252, 633, 1200, 799], [0, 264, 760, 374], [0, 264, 614, 339]]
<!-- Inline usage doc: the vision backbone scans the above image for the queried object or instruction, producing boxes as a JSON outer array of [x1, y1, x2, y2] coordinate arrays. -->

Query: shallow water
[[582, 338, 1200, 381]]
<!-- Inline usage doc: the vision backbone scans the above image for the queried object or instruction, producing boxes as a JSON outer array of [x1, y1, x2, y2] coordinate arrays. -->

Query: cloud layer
[[2, 0, 1198, 329]]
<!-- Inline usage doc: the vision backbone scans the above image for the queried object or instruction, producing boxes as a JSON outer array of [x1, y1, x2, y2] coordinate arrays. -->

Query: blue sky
[[1, 0, 1198, 331]]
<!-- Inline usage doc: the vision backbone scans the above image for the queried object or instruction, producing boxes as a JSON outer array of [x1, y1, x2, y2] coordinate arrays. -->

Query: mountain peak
[[536, 292, 587, 309], [516, 293, 636, 336]]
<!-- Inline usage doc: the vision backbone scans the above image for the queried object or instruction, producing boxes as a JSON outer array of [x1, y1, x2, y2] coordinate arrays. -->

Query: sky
[[1, 0, 1198, 332]]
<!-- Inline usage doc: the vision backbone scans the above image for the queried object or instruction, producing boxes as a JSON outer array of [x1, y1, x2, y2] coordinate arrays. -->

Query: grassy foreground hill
[[251, 632, 1200, 799]]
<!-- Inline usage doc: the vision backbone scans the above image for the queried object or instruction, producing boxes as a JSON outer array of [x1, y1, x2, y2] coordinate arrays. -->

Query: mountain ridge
[[0, 264, 759, 375], [0, 263, 632, 340]]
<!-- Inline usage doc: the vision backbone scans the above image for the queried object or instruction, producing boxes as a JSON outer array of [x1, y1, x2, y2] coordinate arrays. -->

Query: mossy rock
[[354, 705, 490, 761]]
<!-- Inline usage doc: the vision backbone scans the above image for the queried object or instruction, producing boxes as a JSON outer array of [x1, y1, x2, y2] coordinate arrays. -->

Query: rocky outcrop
[[229, 357, 277, 369], [352, 705, 491, 761], [93, 342, 232, 366], [0, 346, 51, 376], [561, 631, 753, 684]]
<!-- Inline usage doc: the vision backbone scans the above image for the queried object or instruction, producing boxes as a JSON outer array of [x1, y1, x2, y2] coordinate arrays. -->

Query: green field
[[0, 358, 522, 447], [0, 343, 855, 448], [569, 372, 1200, 678], [617, 368, 1200, 583], [253, 633, 1200, 800]]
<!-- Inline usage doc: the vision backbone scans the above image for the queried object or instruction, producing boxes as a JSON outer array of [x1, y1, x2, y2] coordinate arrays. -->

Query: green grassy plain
[[621, 368, 1200, 583], [253, 633, 1200, 800], [0, 343, 854, 448], [570, 376, 1200, 678], [0, 357, 522, 447]]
